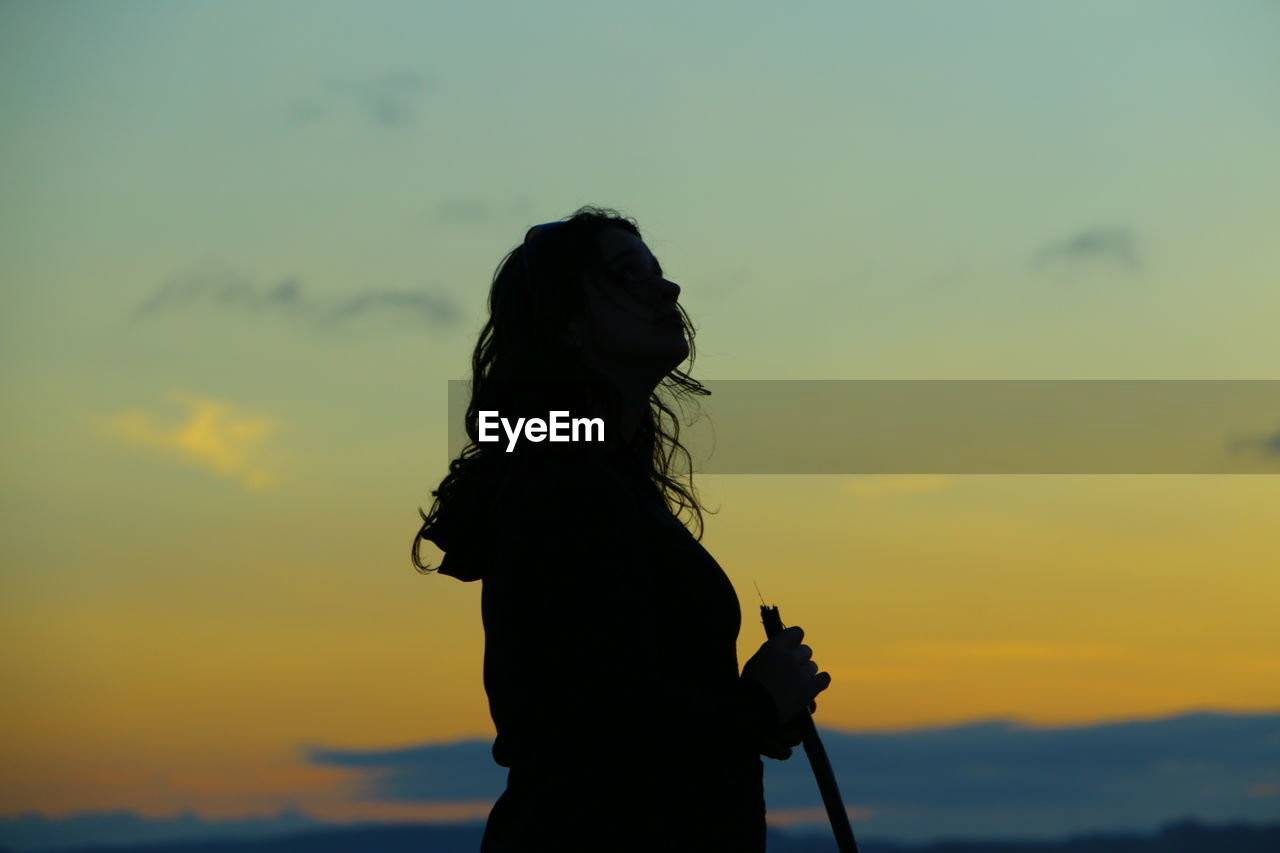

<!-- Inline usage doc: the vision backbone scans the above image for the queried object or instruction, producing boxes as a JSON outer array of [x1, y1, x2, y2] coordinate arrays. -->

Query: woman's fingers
[[785, 672, 832, 721], [776, 625, 804, 646], [813, 671, 832, 695], [793, 640, 825, 709], [799, 673, 831, 716], [749, 626, 832, 722]]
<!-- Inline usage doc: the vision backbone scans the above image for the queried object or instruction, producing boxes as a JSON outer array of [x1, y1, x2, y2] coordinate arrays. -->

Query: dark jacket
[[432, 452, 780, 852]]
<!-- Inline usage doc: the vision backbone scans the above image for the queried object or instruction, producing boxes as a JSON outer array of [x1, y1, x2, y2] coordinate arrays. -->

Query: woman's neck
[[610, 376, 653, 448], [576, 356, 660, 453]]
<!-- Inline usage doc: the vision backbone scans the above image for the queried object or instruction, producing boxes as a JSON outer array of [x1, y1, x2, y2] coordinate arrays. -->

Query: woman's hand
[[741, 625, 831, 728], [757, 715, 808, 761]]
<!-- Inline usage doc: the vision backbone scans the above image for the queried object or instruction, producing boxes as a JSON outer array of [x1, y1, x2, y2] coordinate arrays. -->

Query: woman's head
[[567, 222, 689, 385], [491, 209, 691, 394], [413, 205, 711, 572]]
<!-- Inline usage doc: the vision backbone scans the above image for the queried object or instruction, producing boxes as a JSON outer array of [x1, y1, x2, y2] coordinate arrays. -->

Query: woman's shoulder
[[435, 448, 672, 585], [433, 450, 633, 538]]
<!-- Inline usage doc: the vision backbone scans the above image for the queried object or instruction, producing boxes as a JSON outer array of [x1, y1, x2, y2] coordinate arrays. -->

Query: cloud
[[324, 288, 460, 329], [766, 710, 1280, 839], [290, 70, 436, 130], [304, 710, 1280, 842], [130, 264, 312, 320], [305, 739, 503, 802], [96, 392, 283, 491], [1034, 227, 1140, 277], [128, 262, 461, 333]]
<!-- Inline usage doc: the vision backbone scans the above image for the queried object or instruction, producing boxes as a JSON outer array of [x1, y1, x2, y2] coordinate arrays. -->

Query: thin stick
[[760, 602, 860, 853]]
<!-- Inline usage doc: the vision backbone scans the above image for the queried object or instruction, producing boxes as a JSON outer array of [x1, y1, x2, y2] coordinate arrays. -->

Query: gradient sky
[[2, 0, 1278, 835]]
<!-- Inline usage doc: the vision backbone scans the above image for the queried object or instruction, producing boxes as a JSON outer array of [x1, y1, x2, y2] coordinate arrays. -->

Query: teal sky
[[2, 0, 1278, 829], [4, 0, 1278, 387]]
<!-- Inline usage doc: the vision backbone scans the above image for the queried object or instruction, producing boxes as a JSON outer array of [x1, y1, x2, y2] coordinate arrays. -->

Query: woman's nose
[[657, 277, 681, 304]]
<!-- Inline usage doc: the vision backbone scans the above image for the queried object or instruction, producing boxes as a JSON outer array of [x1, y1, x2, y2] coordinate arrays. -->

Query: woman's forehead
[[596, 227, 653, 265]]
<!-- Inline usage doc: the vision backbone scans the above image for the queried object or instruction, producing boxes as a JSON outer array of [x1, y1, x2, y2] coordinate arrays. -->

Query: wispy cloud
[[1034, 226, 1140, 278], [128, 262, 460, 333], [130, 264, 310, 320], [305, 739, 499, 801], [289, 70, 436, 130], [96, 392, 283, 491], [323, 288, 459, 330]]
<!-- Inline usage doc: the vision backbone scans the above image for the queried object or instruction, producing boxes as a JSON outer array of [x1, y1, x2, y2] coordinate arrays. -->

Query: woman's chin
[[659, 340, 692, 373]]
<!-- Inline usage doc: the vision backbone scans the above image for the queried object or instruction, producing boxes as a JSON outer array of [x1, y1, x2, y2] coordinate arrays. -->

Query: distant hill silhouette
[[25, 818, 1280, 853]]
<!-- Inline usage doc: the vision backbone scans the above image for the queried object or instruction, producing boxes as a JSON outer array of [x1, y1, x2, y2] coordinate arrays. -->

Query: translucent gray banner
[[446, 380, 1280, 474]]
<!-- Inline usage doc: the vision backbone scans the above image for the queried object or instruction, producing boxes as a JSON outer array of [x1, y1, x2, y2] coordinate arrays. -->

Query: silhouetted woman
[[413, 206, 831, 852]]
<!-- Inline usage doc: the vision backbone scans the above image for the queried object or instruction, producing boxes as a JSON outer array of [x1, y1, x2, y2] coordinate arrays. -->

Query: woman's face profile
[[575, 225, 689, 382]]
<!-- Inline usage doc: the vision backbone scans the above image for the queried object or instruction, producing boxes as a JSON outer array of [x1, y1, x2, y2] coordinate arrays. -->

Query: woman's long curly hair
[[412, 205, 710, 573]]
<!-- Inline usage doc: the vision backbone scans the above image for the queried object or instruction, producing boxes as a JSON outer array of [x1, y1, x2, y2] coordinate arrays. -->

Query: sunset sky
[[2, 0, 1277, 840]]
